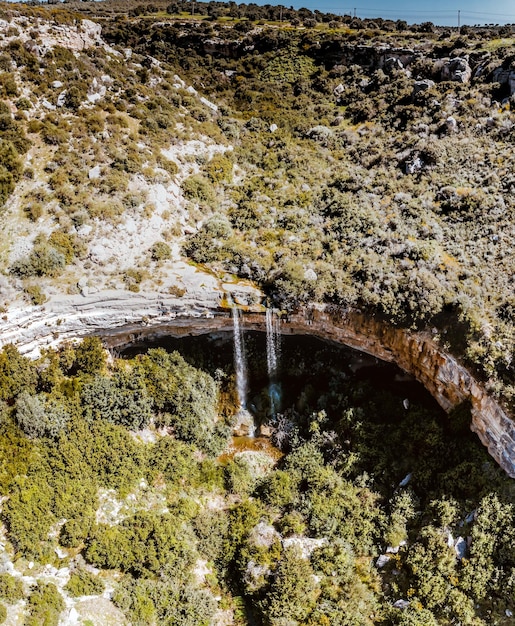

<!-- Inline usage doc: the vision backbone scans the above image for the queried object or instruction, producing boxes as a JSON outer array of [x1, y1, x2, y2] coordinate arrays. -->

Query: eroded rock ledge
[[1, 290, 514, 478]]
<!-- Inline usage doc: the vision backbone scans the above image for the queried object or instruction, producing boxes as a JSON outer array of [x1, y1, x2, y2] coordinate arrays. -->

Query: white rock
[[42, 99, 56, 110], [446, 116, 457, 131], [200, 96, 218, 112], [269, 123, 278, 133], [506, 609, 513, 618], [393, 599, 410, 609], [56, 91, 67, 107], [248, 523, 280, 549], [88, 165, 101, 180], [403, 398, 410, 410], [282, 537, 326, 559], [386, 540, 407, 554], [376, 554, 391, 568], [51, 80, 63, 89], [303, 268, 317, 282]]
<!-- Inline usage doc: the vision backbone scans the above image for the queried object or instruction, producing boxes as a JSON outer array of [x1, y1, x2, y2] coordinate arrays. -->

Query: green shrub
[[65, 569, 104, 597], [150, 241, 172, 261], [181, 174, 216, 205], [0, 574, 24, 603], [81, 369, 152, 430], [24, 284, 46, 306], [0, 603, 5, 624], [26, 583, 64, 626]]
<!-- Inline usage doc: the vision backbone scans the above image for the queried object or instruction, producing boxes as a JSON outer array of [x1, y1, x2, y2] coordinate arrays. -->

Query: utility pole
[[280, 6, 283, 23], [458, 9, 460, 29], [353, 7, 356, 18]]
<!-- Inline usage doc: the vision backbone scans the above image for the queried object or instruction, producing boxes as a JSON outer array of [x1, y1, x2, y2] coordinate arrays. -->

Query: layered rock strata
[[0, 292, 513, 478]]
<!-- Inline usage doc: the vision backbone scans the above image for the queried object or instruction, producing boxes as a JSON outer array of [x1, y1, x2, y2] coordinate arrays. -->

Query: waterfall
[[231, 303, 254, 436], [232, 305, 248, 410], [266, 308, 281, 419]]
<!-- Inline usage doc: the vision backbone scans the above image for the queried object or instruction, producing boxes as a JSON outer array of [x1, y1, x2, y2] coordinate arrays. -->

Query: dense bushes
[[0, 330, 514, 624]]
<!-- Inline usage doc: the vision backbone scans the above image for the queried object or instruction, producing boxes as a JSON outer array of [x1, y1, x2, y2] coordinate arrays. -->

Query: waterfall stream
[[266, 308, 281, 419], [231, 304, 254, 436], [232, 305, 248, 410]]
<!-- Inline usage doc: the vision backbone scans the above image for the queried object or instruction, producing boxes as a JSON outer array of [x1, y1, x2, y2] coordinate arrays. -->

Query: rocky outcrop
[[441, 56, 472, 83], [0, 293, 514, 478]]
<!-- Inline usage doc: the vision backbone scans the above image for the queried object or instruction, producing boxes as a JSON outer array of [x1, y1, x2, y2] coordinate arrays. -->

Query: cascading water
[[232, 305, 248, 410], [231, 303, 254, 436], [266, 308, 282, 419]]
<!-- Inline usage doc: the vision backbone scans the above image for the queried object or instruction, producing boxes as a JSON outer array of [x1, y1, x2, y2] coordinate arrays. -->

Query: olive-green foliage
[[259, 546, 318, 624], [24, 284, 47, 305], [183, 213, 234, 264], [81, 369, 153, 430], [135, 349, 225, 454], [260, 45, 317, 84], [65, 569, 104, 597], [73, 336, 106, 376], [26, 583, 64, 626], [0, 345, 38, 402], [181, 174, 216, 205], [150, 241, 172, 261], [10, 235, 66, 278], [113, 577, 217, 626], [0, 574, 24, 603], [15, 392, 69, 439], [85, 510, 197, 577], [205, 153, 233, 183], [0, 139, 22, 206], [0, 604, 5, 624]]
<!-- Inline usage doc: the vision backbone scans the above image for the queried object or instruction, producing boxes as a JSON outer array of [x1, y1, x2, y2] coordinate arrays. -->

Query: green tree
[[259, 546, 318, 624]]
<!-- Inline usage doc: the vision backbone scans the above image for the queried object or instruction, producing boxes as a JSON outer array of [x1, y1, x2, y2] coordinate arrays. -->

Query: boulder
[[393, 599, 410, 609], [492, 67, 515, 96], [376, 554, 391, 568], [441, 57, 471, 83], [385, 56, 404, 73], [56, 90, 67, 107], [413, 79, 435, 95], [304, 268, 317, 282], [454, 536, 467, 560]]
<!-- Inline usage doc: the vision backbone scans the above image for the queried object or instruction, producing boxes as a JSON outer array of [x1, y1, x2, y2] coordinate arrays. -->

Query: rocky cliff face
[[1, 291, 514, 478]]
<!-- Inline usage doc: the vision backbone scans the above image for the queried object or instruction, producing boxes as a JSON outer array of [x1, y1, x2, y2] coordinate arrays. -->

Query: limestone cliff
[[1, 291, 514, 478]]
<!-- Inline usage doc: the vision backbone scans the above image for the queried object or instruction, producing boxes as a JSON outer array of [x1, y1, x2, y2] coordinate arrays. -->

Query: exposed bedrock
[[1, 291, 514, 478]]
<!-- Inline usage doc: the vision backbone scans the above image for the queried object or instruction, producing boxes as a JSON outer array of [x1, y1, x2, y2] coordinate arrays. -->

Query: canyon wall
[[1, 291, 514, 478]]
